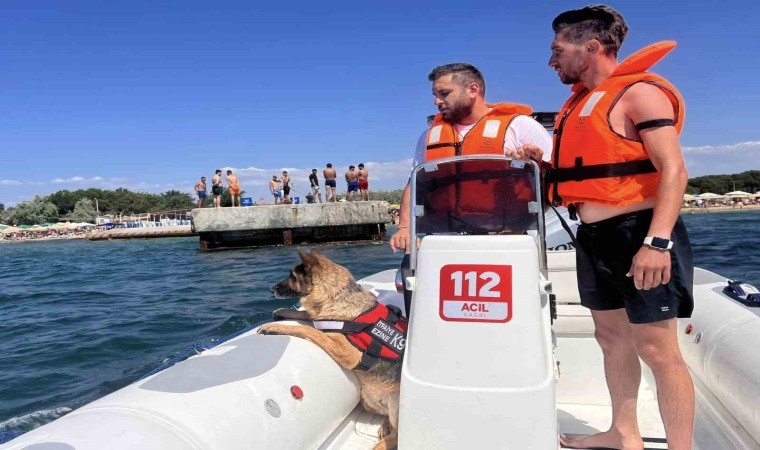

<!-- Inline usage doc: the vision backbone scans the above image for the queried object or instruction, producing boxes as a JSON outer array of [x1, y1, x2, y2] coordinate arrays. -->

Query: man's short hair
[[349, 165, 355, 170], [327, 163, 332, 168], [227, 170, 232, 174], [552, 5, 628, 57], [215, 169, 222, 174], [312, 168, 318, 172], [428, 63, 486, 96], [358, 163, 364, 169], [282, 171, 288, 175]]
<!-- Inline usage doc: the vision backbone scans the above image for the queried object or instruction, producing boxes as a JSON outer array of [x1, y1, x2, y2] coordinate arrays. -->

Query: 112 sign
[[439, 264, 512, 323]]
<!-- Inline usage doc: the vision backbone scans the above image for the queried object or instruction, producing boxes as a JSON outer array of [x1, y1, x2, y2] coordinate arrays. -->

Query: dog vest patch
[[370, 318, 406, 354]]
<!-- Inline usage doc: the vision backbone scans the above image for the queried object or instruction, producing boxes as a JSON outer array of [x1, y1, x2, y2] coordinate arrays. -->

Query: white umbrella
[[725, 191, 752, 197], [698, 193, 723, 198]]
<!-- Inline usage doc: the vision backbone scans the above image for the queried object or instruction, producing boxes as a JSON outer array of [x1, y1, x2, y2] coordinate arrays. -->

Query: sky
[[2, 0, 759, 206]]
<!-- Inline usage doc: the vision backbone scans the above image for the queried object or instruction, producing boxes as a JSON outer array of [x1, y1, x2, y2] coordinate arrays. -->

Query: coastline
[[681, 205, 760, 214]]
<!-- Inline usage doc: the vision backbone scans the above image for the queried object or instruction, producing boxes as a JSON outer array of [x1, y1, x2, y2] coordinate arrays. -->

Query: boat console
[[398, 156, 557, 448]]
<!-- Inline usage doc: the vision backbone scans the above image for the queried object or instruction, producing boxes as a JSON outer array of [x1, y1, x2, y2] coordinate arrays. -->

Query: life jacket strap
[[546, 158, 657, 183]]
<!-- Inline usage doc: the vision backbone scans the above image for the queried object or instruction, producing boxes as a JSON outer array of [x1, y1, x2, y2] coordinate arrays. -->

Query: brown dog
[[258, 250, 403, 450]]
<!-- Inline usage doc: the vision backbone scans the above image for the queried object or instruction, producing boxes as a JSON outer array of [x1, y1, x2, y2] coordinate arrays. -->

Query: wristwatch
[[644, 236, 673, 250]]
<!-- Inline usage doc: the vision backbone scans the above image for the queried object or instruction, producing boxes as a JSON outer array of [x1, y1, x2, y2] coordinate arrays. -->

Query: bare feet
[[560, 431, 644, 450]]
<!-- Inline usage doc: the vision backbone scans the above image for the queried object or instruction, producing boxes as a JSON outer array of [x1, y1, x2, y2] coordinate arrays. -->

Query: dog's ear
[[298, 250, 320, 269], [310, 249, 324, 258]]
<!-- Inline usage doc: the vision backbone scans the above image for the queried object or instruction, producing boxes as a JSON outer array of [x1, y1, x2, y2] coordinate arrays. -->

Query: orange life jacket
[[421, 104, 536, 231], [425, 103, 533, 160], [547, 41, 685, 208]]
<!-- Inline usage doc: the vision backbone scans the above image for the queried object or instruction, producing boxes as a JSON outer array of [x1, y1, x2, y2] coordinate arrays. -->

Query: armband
[[635, 119, 675, 131]]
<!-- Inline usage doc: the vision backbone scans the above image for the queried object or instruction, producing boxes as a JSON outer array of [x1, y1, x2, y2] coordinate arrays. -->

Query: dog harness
[[312, 303, 408, 370]]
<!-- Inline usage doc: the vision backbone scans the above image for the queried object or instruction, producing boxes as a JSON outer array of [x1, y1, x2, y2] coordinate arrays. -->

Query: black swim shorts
[[575, 209, 694, 324], [283, 185, 291, 195], [212, 185, 223, 196]]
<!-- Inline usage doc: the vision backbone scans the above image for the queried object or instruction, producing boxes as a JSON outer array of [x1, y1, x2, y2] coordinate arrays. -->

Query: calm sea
[[1, 213, 759, 436]]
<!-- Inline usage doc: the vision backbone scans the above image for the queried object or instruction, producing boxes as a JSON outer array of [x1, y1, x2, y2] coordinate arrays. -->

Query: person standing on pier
[[270, 175, 283, 205], [282, 171, 292, 203], [345, 165, 359, 201], [212, 169, 224, 208], [194, 176, 207, 208], [357, 163, 370, 201], [309, 169, 323, 203], [226, 170, 242, 207], [324, 163, 337, 202]]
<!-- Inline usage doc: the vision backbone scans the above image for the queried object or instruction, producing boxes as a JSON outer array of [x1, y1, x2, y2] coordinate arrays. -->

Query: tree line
[[0, 188, 198, 226], [686, 170, 760, 195]]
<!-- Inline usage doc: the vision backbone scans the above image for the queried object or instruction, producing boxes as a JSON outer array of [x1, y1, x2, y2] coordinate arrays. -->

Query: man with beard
[[516, 6, 694, 450], [389, 63, 552, 254]]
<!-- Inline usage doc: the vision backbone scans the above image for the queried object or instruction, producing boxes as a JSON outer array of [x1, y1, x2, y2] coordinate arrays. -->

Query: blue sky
[[1, 0, 758, 206]]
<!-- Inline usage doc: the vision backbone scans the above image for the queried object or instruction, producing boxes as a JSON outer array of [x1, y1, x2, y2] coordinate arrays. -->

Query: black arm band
[[635, 119, 675, 131]]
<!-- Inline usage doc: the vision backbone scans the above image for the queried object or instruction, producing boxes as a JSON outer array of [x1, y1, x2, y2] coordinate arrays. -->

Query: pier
[[191, 201, 390, 251], [87, 225, 194, 241]]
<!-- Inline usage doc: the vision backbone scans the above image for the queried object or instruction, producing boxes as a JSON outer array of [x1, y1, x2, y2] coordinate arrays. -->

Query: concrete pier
[[191, 201, 390, 251], [87, 225, 195, 241]]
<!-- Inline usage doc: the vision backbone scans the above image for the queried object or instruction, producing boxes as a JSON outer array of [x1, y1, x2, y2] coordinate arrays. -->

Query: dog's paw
[[258, 323, 290, 335], [272, 308, 290, 320]]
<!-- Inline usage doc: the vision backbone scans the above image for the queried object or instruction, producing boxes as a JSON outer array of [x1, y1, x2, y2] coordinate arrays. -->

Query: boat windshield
[[412, 156, 540, 235]]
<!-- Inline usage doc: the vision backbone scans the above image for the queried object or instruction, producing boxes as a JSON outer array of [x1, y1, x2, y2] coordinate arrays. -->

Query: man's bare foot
[[560, 431, 644, 450]]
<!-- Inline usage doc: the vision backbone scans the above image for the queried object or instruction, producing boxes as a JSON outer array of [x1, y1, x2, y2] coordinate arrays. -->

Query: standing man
[[226, 170, 242, 207], [520, 6, 693, 450], [212, 169, 224, 208], [281, 171, 292, 204], [389, 63, 552, 255], [269, 175, 283, 204], [357, 163, 370, 201], [324, 163, 337, 202], [194, 176, 207, 208], [345, 165, 359, 201], [309, 169, 323, 203]]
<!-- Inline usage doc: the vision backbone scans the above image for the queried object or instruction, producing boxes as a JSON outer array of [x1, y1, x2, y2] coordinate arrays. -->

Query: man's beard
[[558, 56, 584, 85], [442, 99, 474, 124]]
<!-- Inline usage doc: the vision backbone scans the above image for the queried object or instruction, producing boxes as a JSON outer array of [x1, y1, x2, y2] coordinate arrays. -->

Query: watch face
[[651, 237, 670, 249]]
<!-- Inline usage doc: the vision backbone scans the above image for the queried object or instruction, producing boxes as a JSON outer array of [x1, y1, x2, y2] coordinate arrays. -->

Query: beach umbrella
[[0, 224, 7, 230], [725, 191, 752, 197], [697, 193, 722, 198], [683, 194, 697, 201], [389, 204, 400, 209]]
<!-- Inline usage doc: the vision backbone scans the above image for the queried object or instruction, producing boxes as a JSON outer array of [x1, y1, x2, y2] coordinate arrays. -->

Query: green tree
[[0, 207, 15, 225], [0, 203, 4, 213], [686, 170, 760, 194], [13, 196, 59, 225], [370, 189, 404, 204], [156, 190, 195, 210], [70, 198, 98, 223]]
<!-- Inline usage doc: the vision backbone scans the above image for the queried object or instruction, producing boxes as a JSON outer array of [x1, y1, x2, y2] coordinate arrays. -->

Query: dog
[[258, 250, 405, 450]]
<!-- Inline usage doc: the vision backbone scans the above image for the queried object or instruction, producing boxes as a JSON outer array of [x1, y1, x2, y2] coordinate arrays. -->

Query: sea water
[[1, 213, 758, 435]]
